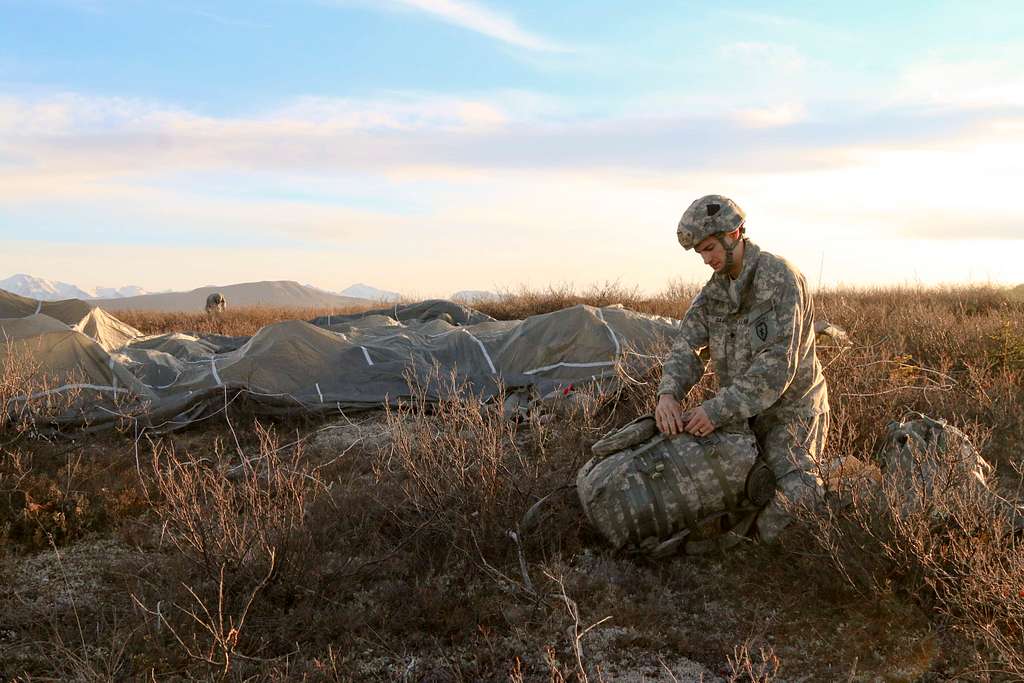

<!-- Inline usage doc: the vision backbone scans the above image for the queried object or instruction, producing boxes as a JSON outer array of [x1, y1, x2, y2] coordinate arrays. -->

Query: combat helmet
[[676, 194, 746, 273]]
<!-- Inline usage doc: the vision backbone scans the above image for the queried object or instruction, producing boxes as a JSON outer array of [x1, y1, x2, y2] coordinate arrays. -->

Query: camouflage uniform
[[657, 239, 830, 541]]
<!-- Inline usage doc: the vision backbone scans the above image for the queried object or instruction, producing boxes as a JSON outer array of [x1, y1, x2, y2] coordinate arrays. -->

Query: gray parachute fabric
[[311, 299, 495, 327], [0, 315, 155, 431], [0, 314, 71, 339], [577, 424, 763, 557], [2, 299, 680, 433], [73, 308, 143, 352], [0, 290, 94, 325]]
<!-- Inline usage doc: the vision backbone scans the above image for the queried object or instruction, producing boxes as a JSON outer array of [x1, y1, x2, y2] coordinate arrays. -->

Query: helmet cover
[[676, 195, 746, 250]]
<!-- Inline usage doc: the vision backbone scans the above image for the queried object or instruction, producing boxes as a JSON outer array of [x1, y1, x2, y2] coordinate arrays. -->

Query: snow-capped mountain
[[0, 274, 150, 300], [92, 285, 151, 299], [0, 274, 93, 300], [340, 283, 402, 302], [450, 290, 498, 303]]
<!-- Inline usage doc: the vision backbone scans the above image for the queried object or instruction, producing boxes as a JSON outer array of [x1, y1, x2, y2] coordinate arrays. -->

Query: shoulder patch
[[748, 302, 778, 353]]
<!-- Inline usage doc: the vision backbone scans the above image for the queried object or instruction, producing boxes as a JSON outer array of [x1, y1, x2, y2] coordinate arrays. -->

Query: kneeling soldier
[[655, 195, 830, 542]]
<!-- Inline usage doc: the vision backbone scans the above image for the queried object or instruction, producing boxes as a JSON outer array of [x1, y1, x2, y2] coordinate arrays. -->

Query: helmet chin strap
[[713, 226, 745, 276]]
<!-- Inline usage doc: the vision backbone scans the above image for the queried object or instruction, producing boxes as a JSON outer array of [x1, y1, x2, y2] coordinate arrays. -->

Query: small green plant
[[987, 321, 1024, 371]]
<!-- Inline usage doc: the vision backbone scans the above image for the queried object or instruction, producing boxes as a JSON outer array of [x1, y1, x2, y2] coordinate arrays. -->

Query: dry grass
[[111, 304, 379, 337], [1, 283, 1023, 680], [476, 281, 700, 321]]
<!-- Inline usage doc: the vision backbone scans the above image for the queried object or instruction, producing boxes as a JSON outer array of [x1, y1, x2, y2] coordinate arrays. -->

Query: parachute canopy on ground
[[310, 299, 496, 327], [2, 299, 680, 433], [72, 308, 143, 352], [0, 314, 72, 340], [0, 313, 155, 430], [0, 290, 94, 326]]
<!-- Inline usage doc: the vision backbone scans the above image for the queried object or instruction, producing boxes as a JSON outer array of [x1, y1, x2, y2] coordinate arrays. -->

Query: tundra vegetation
[[1, 284, 1023, 680]]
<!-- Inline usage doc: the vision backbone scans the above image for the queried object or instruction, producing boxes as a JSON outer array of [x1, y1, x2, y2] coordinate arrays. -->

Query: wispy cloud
[[340, 0, 569, 53], [718, 41, 807, 74], [265, 93, 510, 131], [733, 102, 807, 128], [895, 53, 1024, 110], [165, 3, 271, 30], [0, 90, 1010, 187], [3, 81, 1022, 256], [718, 9, 854, 43]]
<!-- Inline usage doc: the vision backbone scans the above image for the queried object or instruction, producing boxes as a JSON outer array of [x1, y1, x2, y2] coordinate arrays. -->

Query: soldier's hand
[[684, 406, 715, 437], [655, 394, 687, 436]]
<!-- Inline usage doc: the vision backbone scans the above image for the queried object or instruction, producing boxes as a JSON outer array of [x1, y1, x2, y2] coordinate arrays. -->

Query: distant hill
[[95, 281, 370, 312], [450, 290, 499, 303], [340, 283, 402, 302]]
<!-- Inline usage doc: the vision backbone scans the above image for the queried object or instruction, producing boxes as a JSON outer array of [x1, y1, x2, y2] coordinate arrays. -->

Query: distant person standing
[[654, 195, 829, 542], [205, 292, 226, 314]]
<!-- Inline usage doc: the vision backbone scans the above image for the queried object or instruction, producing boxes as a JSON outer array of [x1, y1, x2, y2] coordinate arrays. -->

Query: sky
[[1, 0, 1023, 296]]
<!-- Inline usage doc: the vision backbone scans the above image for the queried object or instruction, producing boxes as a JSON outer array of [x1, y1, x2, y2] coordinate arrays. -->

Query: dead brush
[[800, 423, 1024, 679], [134, 420, 329, 675], [726, 640, 781, 683], [145, 421, 324, 587], [0, 343, 113, 547], [0, 337, 36, 435], [0, 337, 77, 436], [370, 361, 632, 577], [477, 280, 697, 321], [376, 367, 544, 561]]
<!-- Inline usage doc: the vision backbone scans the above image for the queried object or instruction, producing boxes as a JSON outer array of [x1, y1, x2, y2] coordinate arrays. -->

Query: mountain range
[[1, 274, 500, 310], [0, 274, 150, 301], [1, 274, 401, 303]]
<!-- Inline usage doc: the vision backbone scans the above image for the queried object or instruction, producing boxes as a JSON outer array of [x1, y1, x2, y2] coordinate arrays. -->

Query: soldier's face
[[695, 236, 727, 273]]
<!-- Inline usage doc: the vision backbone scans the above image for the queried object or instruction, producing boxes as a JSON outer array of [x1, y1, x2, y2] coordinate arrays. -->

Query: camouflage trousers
[[752, 412, 829, 543]]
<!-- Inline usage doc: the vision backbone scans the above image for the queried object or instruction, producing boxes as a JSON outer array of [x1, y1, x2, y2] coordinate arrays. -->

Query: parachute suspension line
[[10, 383, 128, 402], [108, 357, 118, 391], [210, 356, 223, 387], [34, 300, 42, 315], [524, 360, 615, 375], [595, 308, 621, 356], [462, 329, 497, 374]]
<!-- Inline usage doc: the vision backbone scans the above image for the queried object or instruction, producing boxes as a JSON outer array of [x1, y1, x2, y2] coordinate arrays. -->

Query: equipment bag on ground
[[578, 415, 773, 558]]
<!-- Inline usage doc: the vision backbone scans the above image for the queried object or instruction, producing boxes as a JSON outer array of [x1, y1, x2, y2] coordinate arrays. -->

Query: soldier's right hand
[[655, 394, 687, 436]]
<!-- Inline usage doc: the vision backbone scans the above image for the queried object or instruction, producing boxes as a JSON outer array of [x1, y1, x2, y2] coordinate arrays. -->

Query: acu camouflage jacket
[[657, 240, 829, 430]]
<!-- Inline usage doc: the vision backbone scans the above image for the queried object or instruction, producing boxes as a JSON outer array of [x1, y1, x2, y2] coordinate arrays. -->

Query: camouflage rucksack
[[579, 415, 774, 558], [877, 412, 995, 518]]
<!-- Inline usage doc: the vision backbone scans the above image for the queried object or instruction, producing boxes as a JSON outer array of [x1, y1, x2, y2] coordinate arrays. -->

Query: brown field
[[2, 284, 1023, 680]]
